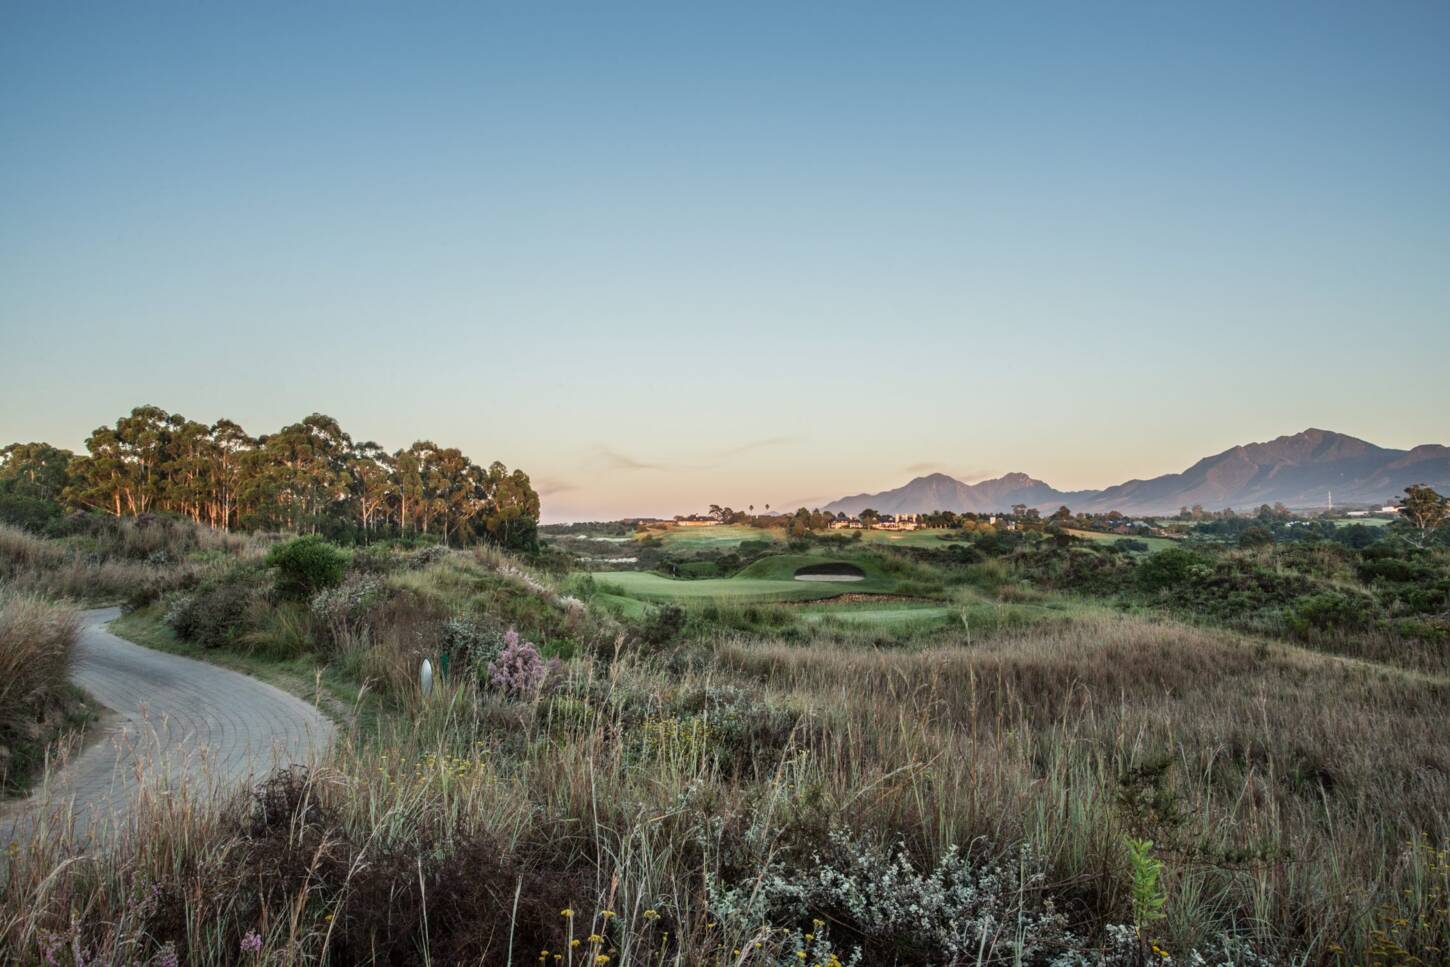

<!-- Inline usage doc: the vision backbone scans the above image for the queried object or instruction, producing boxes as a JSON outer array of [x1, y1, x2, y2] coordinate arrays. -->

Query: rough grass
[[0, 589, 85, 794], [3, 530, 1447, 964], [0, 520, 264, 604], [7, 607, 1445, 963]]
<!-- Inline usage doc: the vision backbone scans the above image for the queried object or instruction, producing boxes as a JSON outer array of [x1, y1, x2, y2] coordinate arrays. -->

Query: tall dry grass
[[0, 519, 266, 604], [0, 589, 79, 720], [3, 536, 1446, 964], [0, 589, 81, 791]]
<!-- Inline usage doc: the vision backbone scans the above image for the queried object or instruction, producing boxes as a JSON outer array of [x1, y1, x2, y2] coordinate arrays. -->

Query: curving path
[[1, 607, 334, 848]]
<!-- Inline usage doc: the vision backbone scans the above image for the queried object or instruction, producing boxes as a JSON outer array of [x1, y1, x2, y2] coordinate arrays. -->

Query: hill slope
[[823, 429, 1450, 515]]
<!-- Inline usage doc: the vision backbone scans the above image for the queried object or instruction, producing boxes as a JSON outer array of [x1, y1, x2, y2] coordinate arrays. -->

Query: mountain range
[[822, 429, 1450, 516]]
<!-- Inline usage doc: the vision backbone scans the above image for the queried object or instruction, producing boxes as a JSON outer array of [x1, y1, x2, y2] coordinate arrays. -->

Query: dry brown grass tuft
[[0, 589, 81, 790]]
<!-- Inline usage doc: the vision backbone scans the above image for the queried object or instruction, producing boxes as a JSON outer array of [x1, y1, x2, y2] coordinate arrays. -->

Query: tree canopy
[[1, 405, 540, 549]]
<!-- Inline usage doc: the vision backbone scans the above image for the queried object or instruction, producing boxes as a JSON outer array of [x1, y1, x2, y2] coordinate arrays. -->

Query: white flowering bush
[[440, 616, 501, 672], [708, 828, 1081, 964]]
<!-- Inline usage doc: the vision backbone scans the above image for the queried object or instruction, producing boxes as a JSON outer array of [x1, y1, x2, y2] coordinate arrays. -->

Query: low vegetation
[[1, 492, 1447, 964], [0, 589, 87, 795]]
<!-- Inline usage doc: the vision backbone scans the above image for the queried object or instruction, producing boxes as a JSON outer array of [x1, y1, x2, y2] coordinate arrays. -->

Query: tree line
[[0, 405, 540, 549]]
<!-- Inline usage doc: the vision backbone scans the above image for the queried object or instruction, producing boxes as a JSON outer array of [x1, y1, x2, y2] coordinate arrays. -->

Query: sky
[[2, 2, 1448, 522]]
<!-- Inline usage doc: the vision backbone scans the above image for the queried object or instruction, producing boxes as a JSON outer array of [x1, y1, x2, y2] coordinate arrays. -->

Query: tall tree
[[0, 442, 73, 501], [482, 466, 541, 550], [349, 442, 395, 539], [6, 405, 539, 548], [1397, 485, 1448, 548]]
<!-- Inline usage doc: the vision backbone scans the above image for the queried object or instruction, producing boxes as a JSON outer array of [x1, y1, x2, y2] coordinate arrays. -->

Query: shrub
[[348, 544, 399, 575], [639, 604, 686, 646], [1237, 526, 1274, 548], [407, 544, 449, 570], [442, 616, 506, 678], [309, 576, 387, 652], [707, 830, 1080, 964], [165, 571, 263, 649], [266, 535, 346, 600], [1136, 547, 1208, 591], [486, 627, 550, 697], [1285, 591, 1369, 636], [0, 492, 62, 532]]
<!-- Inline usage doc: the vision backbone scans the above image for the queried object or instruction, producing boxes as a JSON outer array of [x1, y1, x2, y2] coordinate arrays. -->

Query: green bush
[[640, 604, 687, 645], [1136, 547, 1208, 592], [1285, 591, 1369, 637], [165, 571, 263, 648], [266, 535, 346, 600]]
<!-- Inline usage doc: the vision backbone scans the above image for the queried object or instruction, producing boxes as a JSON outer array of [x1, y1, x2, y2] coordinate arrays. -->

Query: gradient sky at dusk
[[3, 2, 1448, 521]]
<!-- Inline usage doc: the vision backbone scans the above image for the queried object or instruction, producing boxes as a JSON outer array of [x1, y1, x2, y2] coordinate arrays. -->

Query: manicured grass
[[593, 591, 650, 619], [593, 553, 905, 603], [1331, 517, 1393, 527], [836, 527, 974, 548], [795, 602, 955, 627], [639, 523, 783, 550], [1064, 528, 1177, 552], [594, 571, 848, 602]]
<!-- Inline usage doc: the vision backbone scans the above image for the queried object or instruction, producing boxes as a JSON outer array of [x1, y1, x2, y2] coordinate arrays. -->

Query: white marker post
[[420, 658, 434, 697]]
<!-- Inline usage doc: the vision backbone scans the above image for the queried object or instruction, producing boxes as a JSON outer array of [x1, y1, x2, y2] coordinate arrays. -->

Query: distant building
[[828, 513, 921, 530], [876, 513, 920, 531], [674, 515, 722, 527]]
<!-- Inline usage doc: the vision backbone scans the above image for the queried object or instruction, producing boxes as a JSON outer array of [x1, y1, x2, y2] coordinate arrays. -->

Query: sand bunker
[[793, 562, 866, 582]]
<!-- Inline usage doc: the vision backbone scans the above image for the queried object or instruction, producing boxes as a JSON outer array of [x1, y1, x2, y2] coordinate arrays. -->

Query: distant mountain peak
[[822, 429, 1448, 516]]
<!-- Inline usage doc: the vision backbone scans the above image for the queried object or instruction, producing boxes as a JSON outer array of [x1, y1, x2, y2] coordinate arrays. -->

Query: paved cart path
[[1, 607, 333, 848]]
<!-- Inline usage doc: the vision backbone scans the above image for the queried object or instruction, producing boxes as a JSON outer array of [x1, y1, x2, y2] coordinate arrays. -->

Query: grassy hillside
[[595, 553, 915, 603], [2, 514, 1447, 964], [640, 522, 782, 550]]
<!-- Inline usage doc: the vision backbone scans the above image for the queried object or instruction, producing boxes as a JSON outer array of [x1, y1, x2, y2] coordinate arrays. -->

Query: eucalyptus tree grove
[[0, 405, 540, 548]]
